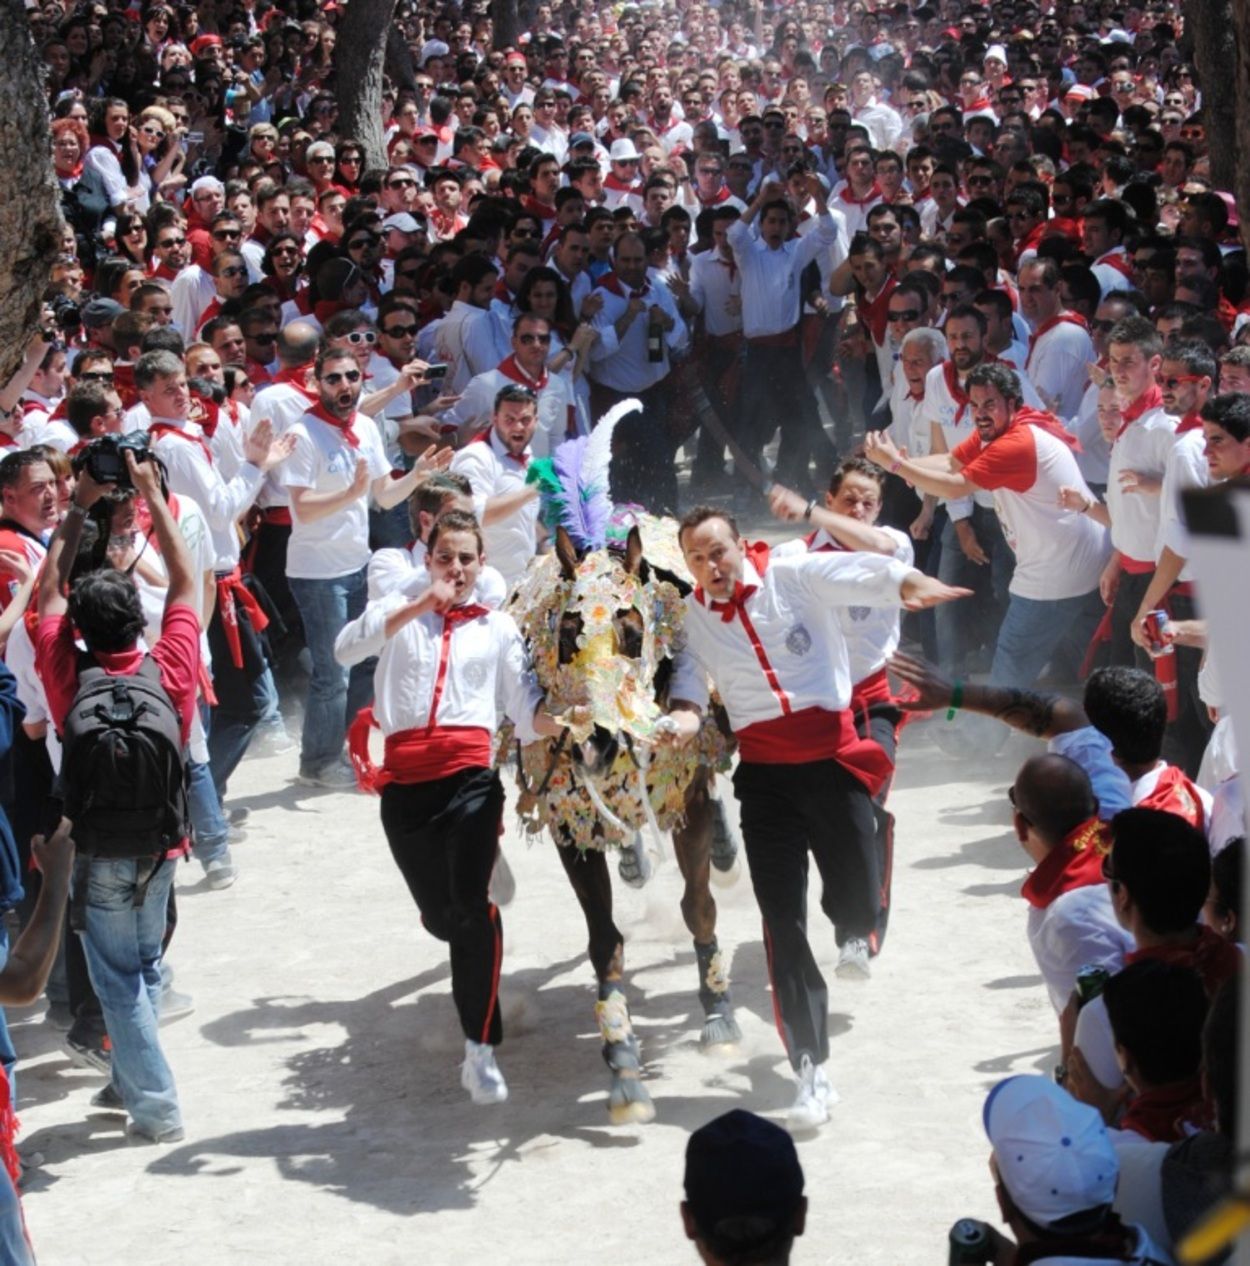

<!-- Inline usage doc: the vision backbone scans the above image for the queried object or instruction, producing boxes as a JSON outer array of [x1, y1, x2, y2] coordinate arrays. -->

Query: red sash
[[214, 566, 270, 670]]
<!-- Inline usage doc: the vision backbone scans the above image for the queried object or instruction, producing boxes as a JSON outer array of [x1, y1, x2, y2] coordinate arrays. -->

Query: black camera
[[70, 432, 153, 492], [49, 293, 82, 334]]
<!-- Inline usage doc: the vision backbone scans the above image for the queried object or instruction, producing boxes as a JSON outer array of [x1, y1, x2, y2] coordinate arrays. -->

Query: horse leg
[[557, 840, 655, 1124], [673, 770, 742, 1053]]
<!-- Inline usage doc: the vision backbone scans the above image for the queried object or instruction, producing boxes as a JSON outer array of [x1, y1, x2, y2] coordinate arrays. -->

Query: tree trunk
[[384, 23, 416, 95], [1235, 1, 1250, 254], [334, 0, 397, 172], [0, 0, 66, 387], [495, 0, 521, 51], [1188, 0, 1237, 190]]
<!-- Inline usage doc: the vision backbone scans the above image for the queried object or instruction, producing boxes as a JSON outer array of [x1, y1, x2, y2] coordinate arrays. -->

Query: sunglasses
[[249, 331, 277, 344], [348, 237, 380, 250], [308, 155, 335, 164], [339, 155, 362, 164], [382, 322, 419, 338], [967, 174, 994, 185], [272, 245, 301, 257], [887, 309, 921, 323], [140, 126, 166, 139], [1162, 374, 1203, 389], [219, 264, 248, 278], [342, 330, 377, 345], [123, 224, 146, 234], [322, 370, 362, 384], [518, 332, 552, 345], [1090, 318, 1117, 333], [387, 177, 415, 188], [212, 229, 242, 240], [79, 370, 114, 382], [158, 236, 186, 248]]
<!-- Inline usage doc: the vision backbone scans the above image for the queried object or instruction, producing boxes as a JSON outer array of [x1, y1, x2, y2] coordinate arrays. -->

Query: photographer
[[34, 449, 200, 1144]]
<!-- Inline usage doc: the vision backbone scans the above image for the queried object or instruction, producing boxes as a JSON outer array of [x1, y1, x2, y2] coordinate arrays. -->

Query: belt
[[258, 506, 292, 526], [745, 329, 799, 349]]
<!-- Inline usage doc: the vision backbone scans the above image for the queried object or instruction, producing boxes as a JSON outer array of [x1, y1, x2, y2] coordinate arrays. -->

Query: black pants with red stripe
[[854, 703, 901, 956], [733, 758, 879, 1069], [380, 768, 504, 1046]]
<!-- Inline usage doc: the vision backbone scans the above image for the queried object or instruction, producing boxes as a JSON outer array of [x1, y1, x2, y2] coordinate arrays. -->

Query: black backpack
[[60, 657, 190, 859]]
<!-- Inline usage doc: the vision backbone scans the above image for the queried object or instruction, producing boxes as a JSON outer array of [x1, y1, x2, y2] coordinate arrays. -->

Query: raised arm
[[127, 452, 197, 611]]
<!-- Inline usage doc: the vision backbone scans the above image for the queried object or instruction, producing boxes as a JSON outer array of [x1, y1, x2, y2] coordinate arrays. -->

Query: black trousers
[[1162, 591, 1213, 777], [1108, 568, 1153, 669], [590, 379, 678, 515], [380, 769, 504, 1046], [733, 758, 879, 1069], [854, 699, 902, 956], [246, 519, 304, 669], [740, 341, 834, 489]]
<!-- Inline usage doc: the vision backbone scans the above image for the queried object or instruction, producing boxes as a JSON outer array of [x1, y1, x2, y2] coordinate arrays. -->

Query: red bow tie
[[708, 582, 758, 622], [444, 603, 489, 625]]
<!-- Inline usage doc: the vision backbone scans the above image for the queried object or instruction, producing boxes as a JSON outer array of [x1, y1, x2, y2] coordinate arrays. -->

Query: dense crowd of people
[[0, 0, 1246, 1259]]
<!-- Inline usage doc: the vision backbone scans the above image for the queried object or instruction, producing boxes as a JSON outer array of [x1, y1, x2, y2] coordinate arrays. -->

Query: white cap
[[984, 44, 1008, 66], [983, 1075, 1118, 1228], [609, 137, 642, 163], [382, 212, 423, 234], [420, 39, 450, 65], [1073, 995, 1127, 1094]]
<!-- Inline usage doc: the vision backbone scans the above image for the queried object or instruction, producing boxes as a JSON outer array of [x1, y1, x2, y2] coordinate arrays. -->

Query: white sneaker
[[460, 1040, 508, 1105], [787, 1056, 837, 1133], [488, 848, 516, 907], [204, 854, 239, 891], [835, 936, 871, 982]]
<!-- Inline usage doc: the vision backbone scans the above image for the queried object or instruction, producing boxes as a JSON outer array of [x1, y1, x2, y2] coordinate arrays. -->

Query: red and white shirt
[[951, 413, 1110, 600], [671, 550, 913, 757]]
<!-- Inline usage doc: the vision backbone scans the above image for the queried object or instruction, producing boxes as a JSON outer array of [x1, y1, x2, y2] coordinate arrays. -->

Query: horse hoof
[[699, 1012, 743, 1054], [708, 854, 740, 888], [608, 1075, 656, 1125], [616, 833, 653, 889]]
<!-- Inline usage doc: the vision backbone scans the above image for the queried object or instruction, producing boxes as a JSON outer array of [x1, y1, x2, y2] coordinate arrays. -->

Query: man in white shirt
[[449, 384, 541, 591], [1099, 316, 1178, 669], [587, 232, 688, 511], [728, 175, 839, 493], [663, 506, 966, 1130], [434, 255, 500, 392], [450, 313, 576, 458], [848, 70, 902, 152], [140, 351, 294, 807], [282, 347, 443, 787], [868, 362, 1109, 687], [1020, 257, 1095, 418]]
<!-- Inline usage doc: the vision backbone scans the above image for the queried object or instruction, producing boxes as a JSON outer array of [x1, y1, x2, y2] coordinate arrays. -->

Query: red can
[[1143, 609, 1174, 657]]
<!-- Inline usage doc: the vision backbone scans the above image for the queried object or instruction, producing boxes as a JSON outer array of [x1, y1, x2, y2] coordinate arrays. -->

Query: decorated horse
[[505, 402, 741, 1125]]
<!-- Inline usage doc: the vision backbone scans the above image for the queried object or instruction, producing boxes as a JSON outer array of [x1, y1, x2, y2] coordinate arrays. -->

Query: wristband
[[946, 679, 963, 722], [804, 499, 816, 520], [889, 459, 903, 474]]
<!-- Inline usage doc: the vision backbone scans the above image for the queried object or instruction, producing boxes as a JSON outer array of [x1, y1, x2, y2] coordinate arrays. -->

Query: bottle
[[647, 310, 664, 363], [948, 1218, 994, 1265]]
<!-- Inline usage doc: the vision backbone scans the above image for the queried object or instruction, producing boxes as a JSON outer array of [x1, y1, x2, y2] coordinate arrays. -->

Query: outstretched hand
[[888, 652, 955, 711], [899, 572, 973, 611]]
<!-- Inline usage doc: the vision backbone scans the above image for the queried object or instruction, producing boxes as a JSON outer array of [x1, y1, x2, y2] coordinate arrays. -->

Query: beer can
[[1143, 609, 1174, 657]]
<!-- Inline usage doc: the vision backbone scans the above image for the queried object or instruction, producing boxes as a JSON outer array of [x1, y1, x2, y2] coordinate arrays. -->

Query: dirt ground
[[13, 717, 1056, 1265]]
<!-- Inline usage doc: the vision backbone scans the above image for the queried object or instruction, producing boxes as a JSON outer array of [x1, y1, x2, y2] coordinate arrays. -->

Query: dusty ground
[[13, 715, 1056, 1265]]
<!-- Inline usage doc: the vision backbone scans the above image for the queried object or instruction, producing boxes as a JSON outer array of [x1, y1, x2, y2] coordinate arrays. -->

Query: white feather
[[582, 397, 642, 496]]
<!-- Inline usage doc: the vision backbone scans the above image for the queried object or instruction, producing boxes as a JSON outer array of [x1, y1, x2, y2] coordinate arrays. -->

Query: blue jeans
[[187, 757, 229, 866], [0, 926, 14, 1099], [989, 588, 1106, 688], [289, 569, 375, 774], [75, 856, 181, 1136], [207, 662, 279, 800]]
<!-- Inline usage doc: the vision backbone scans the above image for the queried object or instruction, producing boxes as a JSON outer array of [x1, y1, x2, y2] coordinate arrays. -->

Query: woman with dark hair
[[514, 265, 595, 428], [261, 232, 306, 314], [113, 209, 149, 267], [334, 139, 365, 194]]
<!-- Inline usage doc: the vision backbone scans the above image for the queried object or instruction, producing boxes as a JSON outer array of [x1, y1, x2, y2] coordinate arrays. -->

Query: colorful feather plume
[[523, 398, 642, 552]]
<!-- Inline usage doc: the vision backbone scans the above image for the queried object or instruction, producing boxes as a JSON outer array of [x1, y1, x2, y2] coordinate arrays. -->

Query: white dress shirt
[[449, 427, 538, 588]]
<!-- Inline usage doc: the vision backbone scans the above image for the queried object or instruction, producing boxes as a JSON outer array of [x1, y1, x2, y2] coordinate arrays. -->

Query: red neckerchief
[[471, 428, 529, 470], [603, 172, 640, 193], [942, 359, 971, 421], [273, 364, 317, 399], [1095, 247, 1134, 278], [496, 354, 548, 392], [694, 540, 770, 614], [1176, 411, 1203, 435], [57, 160, 85, 181], [314, 297, 350, 324], [838, 182, 883, 207], [1114, 384, 1165, 439], [149, 420, 213, 462], [714, 253, 738, 282], [309, 213, 340, 245], [520, 194, 557, 220], [1014, 406, 1082, 451], [1119, 1077, 1209, 1144], [307, 400, 360, 448], [0, 433, 18, 450], [964, 96, 993, 112], [443, 602, 490, 626], [148, 260, 179, 281], [1136, 761, 1205, 830], [1127, 924, 1241, 999], [1014, 220, 1047, 262], [857, 275, 898, 346], [188, 393, 220, 439], [493, 278, 514, 305], [194, 296, 223, 334], [1026, 311, 1088, 368], [1020, 817, 1109, 909], [695, 185, 734, 207], [597, 271, 649, 300]]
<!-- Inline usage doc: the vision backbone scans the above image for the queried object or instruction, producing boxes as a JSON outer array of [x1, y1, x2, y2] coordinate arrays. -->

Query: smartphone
[[424, 363, 449, 381]]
